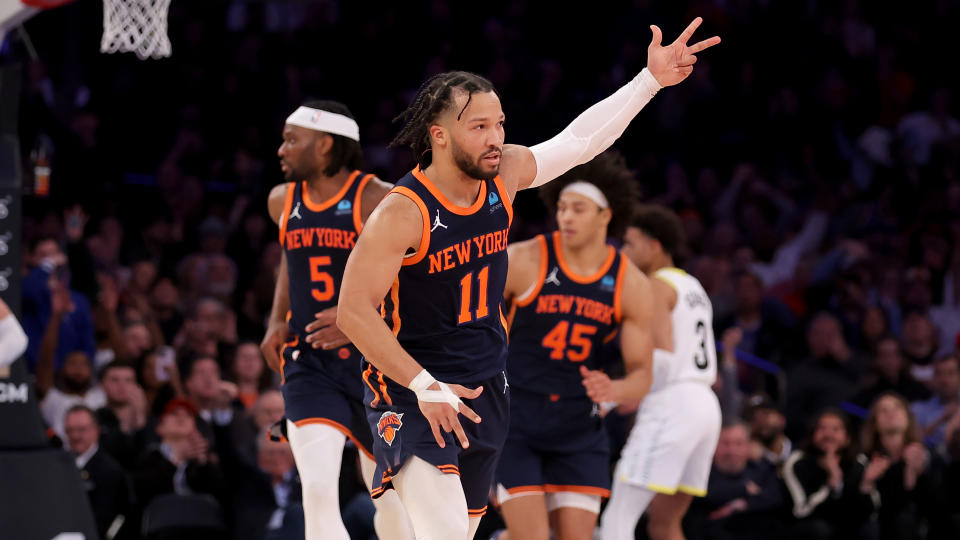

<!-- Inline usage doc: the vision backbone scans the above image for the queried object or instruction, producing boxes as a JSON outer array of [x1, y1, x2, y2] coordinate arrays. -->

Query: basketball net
[[100, 0, 172, 60]]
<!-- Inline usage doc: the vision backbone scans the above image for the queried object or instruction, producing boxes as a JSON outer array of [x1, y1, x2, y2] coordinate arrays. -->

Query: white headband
[[561, 181, 609, 209], [285, 106, 360, 142]]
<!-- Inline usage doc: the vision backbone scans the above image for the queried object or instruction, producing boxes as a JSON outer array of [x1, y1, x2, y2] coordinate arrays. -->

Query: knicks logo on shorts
[[377, 411, 404, 446]]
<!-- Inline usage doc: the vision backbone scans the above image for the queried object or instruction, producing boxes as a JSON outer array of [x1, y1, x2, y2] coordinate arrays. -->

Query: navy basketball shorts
[[364, 368, 510, 518], [280, 335, 374, 458], [496, 387, 611, 499]]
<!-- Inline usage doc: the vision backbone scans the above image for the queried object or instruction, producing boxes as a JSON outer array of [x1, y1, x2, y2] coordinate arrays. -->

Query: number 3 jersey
[[280, 170, 375, 341], [507, 232, 628, 399], [376, 166, 513, 385], [652, 267, 717, 388]]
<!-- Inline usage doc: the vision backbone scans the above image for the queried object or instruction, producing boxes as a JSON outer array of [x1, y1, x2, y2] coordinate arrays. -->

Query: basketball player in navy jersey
[[338, 19, 720, 540], [262, 101, 412, 540], [495, 152, 654, 540]]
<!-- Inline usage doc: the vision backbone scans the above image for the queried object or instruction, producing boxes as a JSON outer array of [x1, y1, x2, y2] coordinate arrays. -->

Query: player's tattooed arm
[[581, 264, 654, 404]]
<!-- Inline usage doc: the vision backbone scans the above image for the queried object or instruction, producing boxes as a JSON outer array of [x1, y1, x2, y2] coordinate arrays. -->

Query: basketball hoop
[[100, 0, 171, 60]]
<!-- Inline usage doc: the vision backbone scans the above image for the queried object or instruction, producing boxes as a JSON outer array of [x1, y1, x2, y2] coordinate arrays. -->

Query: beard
[[451, 140, 498, 181]]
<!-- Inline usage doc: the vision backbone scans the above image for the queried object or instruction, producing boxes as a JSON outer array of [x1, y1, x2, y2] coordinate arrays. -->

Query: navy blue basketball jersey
[[507, 232, 627, 398], [280, 170, 375, 339], [372, 166, 513, 385]]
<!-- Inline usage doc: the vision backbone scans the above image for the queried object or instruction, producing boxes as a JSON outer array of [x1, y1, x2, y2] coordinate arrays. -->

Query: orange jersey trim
[[493, 174, 513, 226], [293, 417, 374, 460], [515, 234, 549, 307], [376, 370, 392, 406], [301, 170, 361, 212], [437, 464, 460, 476], [278, 334, 299, 385], [389, 187, 431, 266], [506, 301, 518, 330], [505, 485, 546, 495], [362, 364, 380, 408], [278, 182, 296, 245], [468, 505, 488, 516], [543, 484, 611, 498], [353, 173, 375, 233], [552, 231, 616, 285], [411, 166, 487, 216], [603, 328, 619, 344], [613, 253, 628, 323], [499, 305, 509, 341], [389, 279, 401, 336]]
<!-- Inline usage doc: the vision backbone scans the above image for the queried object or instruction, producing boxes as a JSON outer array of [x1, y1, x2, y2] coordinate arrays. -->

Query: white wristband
[[408, 369, 437, 393], [408, 369, 462, 409]]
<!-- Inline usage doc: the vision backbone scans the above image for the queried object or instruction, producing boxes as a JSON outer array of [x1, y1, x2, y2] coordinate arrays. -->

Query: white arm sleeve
[[528, 68, 661, 188], [0, 314, 28, 368]]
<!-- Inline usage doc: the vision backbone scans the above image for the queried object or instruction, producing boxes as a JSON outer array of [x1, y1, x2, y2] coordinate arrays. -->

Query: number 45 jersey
[[652, 267, 717, 389], [507, 231, 628, 399]]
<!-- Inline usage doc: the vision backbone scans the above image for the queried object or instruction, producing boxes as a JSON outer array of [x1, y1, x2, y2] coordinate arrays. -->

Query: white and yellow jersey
[[652, 267, 717, 389]]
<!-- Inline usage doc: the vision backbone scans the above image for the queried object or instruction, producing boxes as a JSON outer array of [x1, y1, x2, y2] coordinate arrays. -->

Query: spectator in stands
[[64, 405, 133, 540], [786, 313, 866, 439], [226, 430, 303, 540], [137, 347, 183, 420], [860, 392, 938, 540], [860, 306, 892, 355], [853, 336, 930, 408], [236, 389, 285, 464], [151, 277, 184, 345], [96, 360, 147, 467], [716, 271, 796, 368], [37, 340, 105, 440], [229, 341, 272, 411], [744, 393, 792, 466], [688, 418, 785, 540], [782, 408, 875, 540], [132, 397, 223, 508], [22, 237, 96, 372], [715, 327, 746, 417], [252, 390, 284, 432], [911, 353, 960, 451], [902, 312, 941, 384]]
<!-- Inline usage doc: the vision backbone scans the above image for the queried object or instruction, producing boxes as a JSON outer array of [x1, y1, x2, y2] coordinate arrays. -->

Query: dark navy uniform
[[279, 170, 375, 457], [364, 166, 512, 518], [496, 231, 628, 500]]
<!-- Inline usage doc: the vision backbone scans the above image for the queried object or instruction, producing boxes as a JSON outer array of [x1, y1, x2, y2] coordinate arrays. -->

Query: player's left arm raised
[[498, 17, 720, 195], [580, 264, 655, 404]]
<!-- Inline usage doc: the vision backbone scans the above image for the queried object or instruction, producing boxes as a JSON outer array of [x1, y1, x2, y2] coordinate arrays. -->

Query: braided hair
[[539, 151, 640, 239], [390, 71, 497, 169]]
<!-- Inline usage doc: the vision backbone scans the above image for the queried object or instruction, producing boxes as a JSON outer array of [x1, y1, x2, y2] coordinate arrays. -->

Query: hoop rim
[[20, 0, 77, 9]]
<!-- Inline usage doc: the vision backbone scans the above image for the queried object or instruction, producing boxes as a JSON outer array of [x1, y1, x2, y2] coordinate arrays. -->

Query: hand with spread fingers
[[646, 16, 721, 87], [415, 381, 483, 449]]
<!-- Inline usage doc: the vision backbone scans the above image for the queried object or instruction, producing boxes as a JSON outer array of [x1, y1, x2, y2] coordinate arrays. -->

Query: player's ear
[[600, 207, 612, 227], [314, 133, 334, 156], [428, 123, 447, 149]]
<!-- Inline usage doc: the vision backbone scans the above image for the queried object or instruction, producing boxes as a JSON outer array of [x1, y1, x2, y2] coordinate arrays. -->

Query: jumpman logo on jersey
[[545, 266, 561, 286], [502, 371, 509, 394], [289, 201, 303, 221], [431, 209, 447, 232]]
